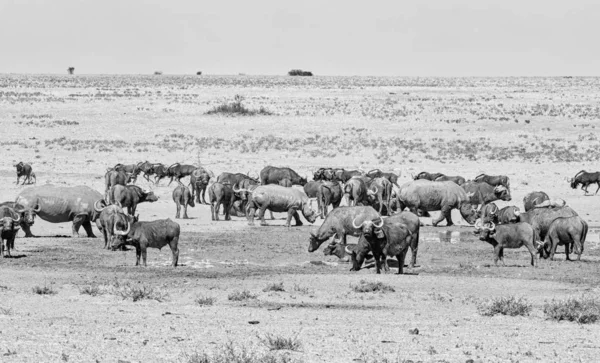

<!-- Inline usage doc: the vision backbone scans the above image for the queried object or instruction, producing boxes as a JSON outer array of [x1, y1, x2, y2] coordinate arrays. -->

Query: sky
[[1, 0, 599, 76]]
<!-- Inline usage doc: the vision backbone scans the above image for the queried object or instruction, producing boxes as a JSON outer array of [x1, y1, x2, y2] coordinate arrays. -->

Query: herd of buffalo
[[0, 162, 597, 272]]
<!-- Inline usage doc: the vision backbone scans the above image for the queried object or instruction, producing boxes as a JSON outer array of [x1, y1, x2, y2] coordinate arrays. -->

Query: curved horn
[[373, 218, 384, 228], [352, 217, 364, 229], [94, 200, 106, 213], [12, 213, 21, 224], [113, 201, 122, 208], [33, 204, 41, 213], [344, 245, 352, 255], [474, 219, 482, 230], [487, 221, 496, 231], [514, 208, 521, 216], [368, 186, 378, 195], [113, 221, 130, 236]]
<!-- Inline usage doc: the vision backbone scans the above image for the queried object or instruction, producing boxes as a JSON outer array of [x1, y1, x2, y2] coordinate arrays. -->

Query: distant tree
[[67, 67, 75, 75], [288, 69, 313, 76], [154, 71, 163, 75], [196, 71, 202, 75]]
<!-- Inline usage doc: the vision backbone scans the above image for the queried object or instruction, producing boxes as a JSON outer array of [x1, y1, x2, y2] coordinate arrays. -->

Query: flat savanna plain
[[1, 75, 600, 363]]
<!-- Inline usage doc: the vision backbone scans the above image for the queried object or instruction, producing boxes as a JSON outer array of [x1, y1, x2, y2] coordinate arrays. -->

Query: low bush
[[477, 296, 532, 317], [228, 290, 257, 301], [352, 280, 395, 293], [258, 333, 302, 351], [543, 296, 600, 324]]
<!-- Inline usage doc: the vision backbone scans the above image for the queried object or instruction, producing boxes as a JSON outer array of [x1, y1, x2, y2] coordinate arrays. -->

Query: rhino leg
[[82, 221, 96, 238], [258, 204, 269, 226], [432, 206, 450, 227]]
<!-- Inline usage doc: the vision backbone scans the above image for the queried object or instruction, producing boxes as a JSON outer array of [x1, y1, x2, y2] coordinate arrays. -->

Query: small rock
[[248, 321, 260, 325], [408, 328, 419, 335]]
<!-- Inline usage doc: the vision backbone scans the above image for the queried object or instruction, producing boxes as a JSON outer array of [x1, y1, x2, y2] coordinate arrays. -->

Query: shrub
[[258, 333, 302, 351], [477, 296, 532, 317], [288, 69, 313, 76], [115, 284, 169, 302], [228, 290, 257, 301], [184, 341, 296, 363], [206, 95, 273, 116], [154, 71, 163, 75], [32, 284, 57, 295], [195, 296, 216, 306], [543, 296, 600, 324], [79, 284, 104, 296], [352, 280, 395, 293], [196, 71, 202, 75], [263, 282, 285, 292]]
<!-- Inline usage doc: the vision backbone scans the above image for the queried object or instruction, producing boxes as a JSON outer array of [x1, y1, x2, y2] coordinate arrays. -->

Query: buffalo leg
[[170, 238, 179, 267], [20, 223, 35, 238], [141, 247, 148, 267], [409, 233, 419, 268], [82, 221, 96, 238], [183, 203, 190, 219], [565, 243, 571, 261], [524, 243, 538, 267], [493, 245, 502, 265], [135, 246, 141, 266], [102, 227, 109, 249], [373, 250, 384, 274], [224, 202, 231, 221], [247, 202, 256, 226], [396, 249, 408, 274], [175, 202, 181, 219]]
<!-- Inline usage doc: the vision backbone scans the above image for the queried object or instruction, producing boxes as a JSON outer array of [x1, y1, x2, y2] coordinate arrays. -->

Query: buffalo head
[[142, 190, 159, 202], [352, 216, 385, 238], [494, 185, 511, 201], [459, 203, 479, 225], [308, 229, 330, 252], [323, 242, 346, 259], [13, 204, 40, 226], [474, 220, 495, 241], [0, 213, 20, 232]]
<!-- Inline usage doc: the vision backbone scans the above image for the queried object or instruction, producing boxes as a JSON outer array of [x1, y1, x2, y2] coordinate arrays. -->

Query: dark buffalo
[[173, 184, 195, 219], [479, 202, 500, 225], [434, 175, 466, 186], [517, 206, 578, 241], [318, 181, 342, 218], [0, 207, 21, 257], [308, 206, 380, 252], [190, 168, 211, 204], [412, 171, 444, 181], [279, 178, 293, 187], [314, 167, 335, 181], [497, 206, 521, 224], [0, 202, 40, 238], [232, 178, 260, 216], [475, 221, 538, 267], [462, 181, 511, 205], [334, 169, 363, 183], [94, 201, 127, 249], [568, 170, 600, 195], [217, 172, 259, 187], [208, 182, 234, 221], [165, 163, 197, 185], [14, 162, 36, 185], [112, 218, 180, 267], [473, 174, 510, 189], [303, 180, 323, 216], [105, 169, 131, 202], [110, 185, 159, 215], [260, 166, 307, 186], [523, 191, 550, 212], [342, 177, 368, 207], [323, 242, 372, 263], [366, 169, 400, 186], [541, 216, 588, 261], [352, 211, 420, 274], [365, 177, 392, 215]]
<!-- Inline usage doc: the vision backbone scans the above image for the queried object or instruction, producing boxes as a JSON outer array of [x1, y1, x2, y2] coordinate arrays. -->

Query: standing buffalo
[[16, 185, 104, 237], [105, 169, 131, 202], [172, 184, 195, 219], [523, 191, 550, 212], [190, 168, 211, 204], [568, 170, 600, 195], [165, 163, 198, 185], [366, 169, 400, 186], [94, 201, 128, 249], [343, 177, 368, 207], [517, 206, 579, 241], [412, 171, 444, 181], [308, 206, 380, 252], [109, 185, 158, 215], [474, 174, 510, 189], [313, 167, 337, 181], [352, 211, 420, 274], [111, 218, 180, 267], [333, 169, 362, 183], [260, 166, 307, 186], [0, 202, 40, 238], [303, 180, 323, 216], [208, 182, 234, 221], [541, 216, 588, 261], [0, 206, 21, 256], [398, 180, 478, 226], [365, 177, 392, 215], [248, 185, 316, 227], [434, 175, 466, 186], [318, 181, 342, 218], [475, 221, 538, 267], [14, 162, 36, 185], [462, 181, 511, 205], [217, 172, 259, 187], [480, 203, 500, 225], [497, 206, 521, 224]]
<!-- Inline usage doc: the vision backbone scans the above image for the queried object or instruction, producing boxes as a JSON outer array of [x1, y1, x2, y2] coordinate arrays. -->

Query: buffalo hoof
[[260, 222, 268, 227], [296, 222, 303, 227], [247, 222, 254, 226]]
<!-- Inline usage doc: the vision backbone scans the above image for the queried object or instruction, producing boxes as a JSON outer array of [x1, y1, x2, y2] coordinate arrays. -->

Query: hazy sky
[[1, 0, 599, 76]]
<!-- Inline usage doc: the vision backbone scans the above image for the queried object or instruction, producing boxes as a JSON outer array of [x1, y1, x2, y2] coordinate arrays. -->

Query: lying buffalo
[[474, 174, 510, 189], [248, 185, 316, 227], [112, 218, 180, 267], [334, 169, 363, 183], [398, 180, 478, 226], [475, 221, 538, 267], [110, 185, 158, 215], [541, 216, 588, 261], [434, 175, 466, 185], [16, 185, 104, 237], [413, 171, 444, 181], [523, 191, 550, 212], [366, 169, 400, 186], [308, 206, 380, 252], [353, 211, 420, 274]]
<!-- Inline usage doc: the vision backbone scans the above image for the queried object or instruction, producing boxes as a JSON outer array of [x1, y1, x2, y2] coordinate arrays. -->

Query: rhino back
[[253, 185, 307, 212], [400, 180, 467, 211], [17, 185, 102, 223]]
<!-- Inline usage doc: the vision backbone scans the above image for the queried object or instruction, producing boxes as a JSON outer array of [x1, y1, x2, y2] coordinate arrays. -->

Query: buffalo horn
[[33, 204, 42, 213], [373, 218, 384, 228], [113, 221, 130, 236], [514, 208, 520, 216], [12, 213, 21, 224], [474, 219, 482, 230], [94, 200, 106, 213], [344, 245, 352, 255], [352, 217, 365, 229], [368, 186, 378, 195]]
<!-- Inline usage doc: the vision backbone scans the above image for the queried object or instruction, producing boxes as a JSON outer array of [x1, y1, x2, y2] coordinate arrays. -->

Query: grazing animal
[[165, 163, 198, 185], [111, 218, 180, 267], [14, 162, 36, 185], [334, 169, 363, 183], [412, 171, 445, 181], [398, 180, 479, 226], [568, 170, 600, 195], [260, 166, 307, 186], [208, 182, 234, 221], [318, 181, 342, 218], [523, 191, 550, 212], [217, 172, 259, 187], [475, 221, 538, 267], [366, 169, 400, 186], [497, 206, 521, 224], [307, 206, 380, 252], [480, 203, 500, 225], [517, 206, 578, 241], [365, 177, 393, 215], [94, 200, 127, 249], [248, 185, 316, 227], [110, 185, 159, 215], [189, 168, 211, 204], [342, 177, 368, 207], [541, 216, 588, 261], [172, 184, 195, 219], [473, 174, 510, 189], [352, 211, 420, 274], [0, 201, 40, 238], [462, 181, 511, 205], [303, 180, 324, 216], [434, 175, 466, 185], [0, 207, 21, 256], [323, 242, 373, 263], [104, 169, 131, 202], [15, 185, 104, 237], [278, 178, 293, 187]]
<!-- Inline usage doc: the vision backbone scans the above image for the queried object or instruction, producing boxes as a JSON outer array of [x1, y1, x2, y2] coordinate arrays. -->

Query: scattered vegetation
[[32, 284, 57, 295], [543, 295, 600, 324], [114, 284, 169, 302], [352, 280, 395, 293], [183, 341, 297, 363], [206, 95, 273, 116], [288, 69, 313, 76], [79, 284, 105, 297], [0, 307, 13, 315], [263, 282, 285, 292], [228, 290, 258, 301], [258, 333, 302, 351], [195, 295, 216, 306], [477, 296, 532, 317]]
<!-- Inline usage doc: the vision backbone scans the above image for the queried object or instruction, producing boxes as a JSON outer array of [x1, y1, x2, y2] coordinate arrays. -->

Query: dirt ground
[[1, 75, 600, 362]]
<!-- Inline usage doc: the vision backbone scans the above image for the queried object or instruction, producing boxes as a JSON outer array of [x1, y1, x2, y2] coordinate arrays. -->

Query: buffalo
[[497, 206, 521, 224], [0, 206, 21, 256], [0, 202, 40, 238], [434, 175, 466, 185], [475, 221, 538, 267], [105, 169, 132, 202], [110, 185, 159, 215], [462, 181, 511, 205], [412, 171, 444, 181], [365, 177, 393, 215], [473, 174, 510, 189], [318, 181, 342, 218], [173, 184, 195, 219], [342, 177, 368, 207], [308, 206, 380, 252], [334, 169, 363, 183], [523, 191, 550, 212], [260, 166, 307, 186], [541, 216, 588, 261], [190, 168, 211, 204], [517, 206, 578, 241], [208, 182, 234, 221], [366, 169, 400, 186], [94, 200, 128, 249]]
